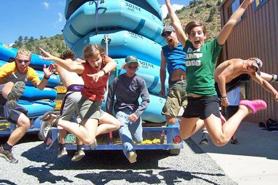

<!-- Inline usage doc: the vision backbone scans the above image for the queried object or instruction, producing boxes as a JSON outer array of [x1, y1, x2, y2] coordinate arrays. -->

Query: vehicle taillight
[[173, 136, 181, 143]]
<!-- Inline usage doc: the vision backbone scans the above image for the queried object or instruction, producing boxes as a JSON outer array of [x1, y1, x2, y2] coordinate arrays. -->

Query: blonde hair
[[60, 49, 75, 60], [185, 21, 207, 35], [83, 44, 106, 60], [16, 49, 31, 60]]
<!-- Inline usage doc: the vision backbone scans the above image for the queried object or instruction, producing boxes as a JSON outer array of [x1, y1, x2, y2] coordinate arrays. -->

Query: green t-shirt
[[183, 37, 222, 95]]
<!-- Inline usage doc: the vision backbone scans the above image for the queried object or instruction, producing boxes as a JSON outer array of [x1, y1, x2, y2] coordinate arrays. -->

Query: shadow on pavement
[[190, 122, 278, 160]]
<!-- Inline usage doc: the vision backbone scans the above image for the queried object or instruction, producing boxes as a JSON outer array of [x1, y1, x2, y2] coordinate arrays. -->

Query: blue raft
[[72, 30, 162, 65], [63, 0, 165, 47], [0, 42, 55, 70], [64, 0, 162, 21]]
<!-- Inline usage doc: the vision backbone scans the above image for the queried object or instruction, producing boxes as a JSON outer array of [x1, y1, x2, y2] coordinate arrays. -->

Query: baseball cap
[[125, 55, 138, 64], [250, 57, 263, 75], [161, 25, 175, 36]]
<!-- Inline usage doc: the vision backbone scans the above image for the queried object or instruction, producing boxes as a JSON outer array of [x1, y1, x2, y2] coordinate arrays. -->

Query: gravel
[[0, 135, 237, 185]]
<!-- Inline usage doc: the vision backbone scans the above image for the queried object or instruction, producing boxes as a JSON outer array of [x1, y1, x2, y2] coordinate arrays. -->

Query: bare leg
[[59, 129, 67, 145], [206, 101, 265, 146], [97, 112, 121, 135], [179, 117, 204, 139], [7, 114, 30, 146], [44, 112, 120, 146]]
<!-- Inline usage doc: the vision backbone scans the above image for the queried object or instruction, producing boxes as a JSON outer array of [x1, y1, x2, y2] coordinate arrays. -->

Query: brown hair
[[16, 49, 31, 60], [60, 49, 75, 60], [185, 21, 207, 35], [83, 44, 106, 60]]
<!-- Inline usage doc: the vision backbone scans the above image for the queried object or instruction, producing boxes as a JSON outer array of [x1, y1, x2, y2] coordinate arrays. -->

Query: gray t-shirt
[[106, 74, 150, 117]]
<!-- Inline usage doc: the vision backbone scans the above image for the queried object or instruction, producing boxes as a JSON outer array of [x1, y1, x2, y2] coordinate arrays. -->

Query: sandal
[[41, 111, 60, 127]]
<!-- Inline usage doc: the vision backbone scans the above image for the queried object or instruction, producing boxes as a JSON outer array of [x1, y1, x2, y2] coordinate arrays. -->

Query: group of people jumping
[[1, 0, 278, 165]]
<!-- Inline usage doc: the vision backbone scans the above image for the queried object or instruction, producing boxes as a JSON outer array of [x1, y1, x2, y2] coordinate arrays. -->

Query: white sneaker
[[71, 149, 85, 162], [127, 151, 137, 163], [57, 147, 67, 158]]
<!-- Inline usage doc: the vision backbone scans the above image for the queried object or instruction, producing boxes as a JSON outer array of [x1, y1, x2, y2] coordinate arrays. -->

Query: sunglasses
[[251, 62, 258, 72], [128, 65, 138, 70], [162, 31, 172, 37], [16, 58, 30, 64]]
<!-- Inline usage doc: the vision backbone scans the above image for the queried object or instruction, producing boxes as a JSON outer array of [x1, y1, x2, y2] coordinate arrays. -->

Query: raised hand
[[39, 48, 54, 61], [43, 64, 56, 78]]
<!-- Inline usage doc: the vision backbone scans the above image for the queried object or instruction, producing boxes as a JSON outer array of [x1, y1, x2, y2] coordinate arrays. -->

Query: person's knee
[[17, 116, 31, 130], [83, 138, 96, 146], [179, 131, 191, 140], [211, 137, 229, 147], [114, 120, 121, 130]]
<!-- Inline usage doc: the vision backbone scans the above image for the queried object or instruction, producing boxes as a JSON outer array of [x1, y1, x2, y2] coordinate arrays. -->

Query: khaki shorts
[[161, 80, 187, 117], [78, 97, 104, 120]]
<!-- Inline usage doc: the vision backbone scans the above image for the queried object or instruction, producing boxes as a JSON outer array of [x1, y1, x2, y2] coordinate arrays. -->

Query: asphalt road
[[0, 135, 236, 185]]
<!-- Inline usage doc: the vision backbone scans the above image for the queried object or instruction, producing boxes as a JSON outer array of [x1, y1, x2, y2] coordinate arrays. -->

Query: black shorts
[[0, 95, 28, 124], [182, 95, 220, 120]]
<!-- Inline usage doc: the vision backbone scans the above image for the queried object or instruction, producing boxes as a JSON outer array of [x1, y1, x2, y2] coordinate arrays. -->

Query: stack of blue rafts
[[0, 43, 59, 117], [63, 0, 168, 123]]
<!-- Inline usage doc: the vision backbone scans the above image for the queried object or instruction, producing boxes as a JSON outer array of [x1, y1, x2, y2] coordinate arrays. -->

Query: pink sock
[[239, 100, 267, 114]]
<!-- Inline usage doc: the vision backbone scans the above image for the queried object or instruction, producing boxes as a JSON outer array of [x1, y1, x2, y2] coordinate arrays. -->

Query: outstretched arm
[[251, 73, 278, 101], [260, 72, 278, 82], [87, 56, 117, 82], [39, 48, 84, 74], [218, 0, 254, 45], [165, 0, 187, 47]]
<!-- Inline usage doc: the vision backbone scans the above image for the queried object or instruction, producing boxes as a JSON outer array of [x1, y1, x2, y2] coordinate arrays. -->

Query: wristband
[[44, 75, 50, 80], [221, 96, 227, 99], [102, 69, 107, 75], [271, 74, 278, 82]]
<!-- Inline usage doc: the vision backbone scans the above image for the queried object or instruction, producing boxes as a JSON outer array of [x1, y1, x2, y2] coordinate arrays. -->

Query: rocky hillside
[[12, 0, 221, 56], [163, 0, 222, 41]]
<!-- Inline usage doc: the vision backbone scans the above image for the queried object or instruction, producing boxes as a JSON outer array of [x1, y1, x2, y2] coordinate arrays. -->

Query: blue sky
[[0, 0, 189, 45]]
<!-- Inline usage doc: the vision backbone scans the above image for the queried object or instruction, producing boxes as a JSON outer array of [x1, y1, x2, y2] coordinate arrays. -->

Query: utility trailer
[[41, 120, 183, 155]]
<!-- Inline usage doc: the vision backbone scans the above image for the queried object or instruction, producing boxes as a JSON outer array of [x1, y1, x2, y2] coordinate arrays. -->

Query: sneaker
[[127, 151, 137, 163], [57, 147, 68, 158], [71, 149, 85, 162], [7, 81, 25, 109], [0, 145, 18, 164], [90, 140, 98, 150], [199, 133, 209, 146]]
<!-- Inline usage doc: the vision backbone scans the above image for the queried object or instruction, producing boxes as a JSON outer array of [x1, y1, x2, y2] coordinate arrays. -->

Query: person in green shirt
[[165, 0, 267, 146]]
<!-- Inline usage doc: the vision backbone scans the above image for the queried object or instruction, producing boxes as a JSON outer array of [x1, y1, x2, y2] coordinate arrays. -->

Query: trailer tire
[[169, 149, 180, 155], [38, 120, 51, 141]]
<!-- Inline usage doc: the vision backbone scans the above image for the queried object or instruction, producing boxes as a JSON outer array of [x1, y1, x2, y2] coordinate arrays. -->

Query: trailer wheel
[[169, 149, 180, 155], [38, 120, 51, 141]]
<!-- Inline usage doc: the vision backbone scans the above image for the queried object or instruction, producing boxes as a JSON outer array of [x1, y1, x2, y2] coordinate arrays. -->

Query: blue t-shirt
[[162, 42, 186, 80]]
